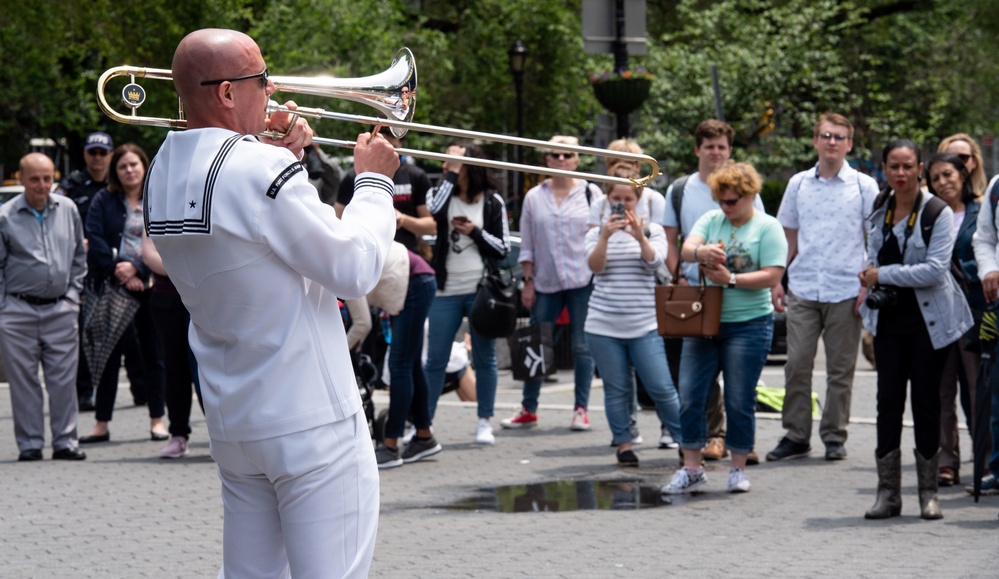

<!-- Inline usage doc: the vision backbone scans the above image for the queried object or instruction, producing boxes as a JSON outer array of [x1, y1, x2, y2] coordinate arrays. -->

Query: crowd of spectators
[[4, 113, 997, 522]]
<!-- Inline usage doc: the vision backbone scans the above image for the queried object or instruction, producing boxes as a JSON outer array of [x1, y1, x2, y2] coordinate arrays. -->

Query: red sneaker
[[501, 406, 538, 429]]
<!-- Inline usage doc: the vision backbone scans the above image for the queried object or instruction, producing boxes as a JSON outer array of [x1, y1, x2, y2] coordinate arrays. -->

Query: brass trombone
[[97, 48, 661, 187]]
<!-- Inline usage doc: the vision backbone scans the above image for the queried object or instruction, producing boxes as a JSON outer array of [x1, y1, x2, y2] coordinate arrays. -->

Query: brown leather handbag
[[655, 265, 722, 338]]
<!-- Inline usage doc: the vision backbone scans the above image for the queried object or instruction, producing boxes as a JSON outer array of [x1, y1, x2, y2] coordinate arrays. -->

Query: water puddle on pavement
[[446, 480, 671, 512]]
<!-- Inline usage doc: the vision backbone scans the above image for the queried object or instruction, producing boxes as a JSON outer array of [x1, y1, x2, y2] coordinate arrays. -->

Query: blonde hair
[[601, 166, 643, 197], [938, 133, 987, 197], [548, 135, 579, 149], [606, 138, 643, 174], [707, 161, 761, 201], [813, 112, 854, 139]]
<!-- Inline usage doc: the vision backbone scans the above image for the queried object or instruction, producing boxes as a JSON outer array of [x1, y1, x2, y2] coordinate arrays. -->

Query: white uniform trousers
[[212, 413, 379, 579], [0, 296, 80, 452]]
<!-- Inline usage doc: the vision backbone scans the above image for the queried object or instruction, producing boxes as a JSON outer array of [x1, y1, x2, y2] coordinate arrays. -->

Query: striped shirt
[[584, 223, 667, 339], [519, 179, 601, 293]]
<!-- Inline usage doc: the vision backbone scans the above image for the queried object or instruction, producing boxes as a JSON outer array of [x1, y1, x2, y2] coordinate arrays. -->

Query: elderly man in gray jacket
[[0, 153, 88, 461]]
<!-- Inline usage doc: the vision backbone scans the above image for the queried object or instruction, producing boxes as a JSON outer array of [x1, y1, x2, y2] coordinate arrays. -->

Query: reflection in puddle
[[447, 480, 671, 512]]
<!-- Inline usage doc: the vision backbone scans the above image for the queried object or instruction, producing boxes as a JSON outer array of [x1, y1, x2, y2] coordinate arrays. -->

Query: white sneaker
[[475, 418, 495, 445], [570, 406, 591, 431], [727, 468, 751, 493], [662, 467, 707, 495], [659, 427, 679, 449]]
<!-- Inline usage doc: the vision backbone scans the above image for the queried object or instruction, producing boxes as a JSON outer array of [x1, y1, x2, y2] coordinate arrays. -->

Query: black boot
[[914, 448, 943, 520], [865, 448, 901, 519]]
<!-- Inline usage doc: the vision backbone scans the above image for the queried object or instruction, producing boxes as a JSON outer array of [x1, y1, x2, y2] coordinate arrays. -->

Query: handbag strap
[[667, 252, 710, 289]]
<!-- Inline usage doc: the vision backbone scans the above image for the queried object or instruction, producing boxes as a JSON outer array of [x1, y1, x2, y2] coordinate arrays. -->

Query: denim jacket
[[860, 189, 972, 349]]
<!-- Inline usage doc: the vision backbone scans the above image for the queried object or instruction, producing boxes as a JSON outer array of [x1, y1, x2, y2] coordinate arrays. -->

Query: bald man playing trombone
[[144, 28, 399, 578]]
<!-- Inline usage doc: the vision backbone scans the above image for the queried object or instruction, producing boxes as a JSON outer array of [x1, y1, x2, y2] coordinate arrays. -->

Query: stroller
[[339, 299, 388, 439]]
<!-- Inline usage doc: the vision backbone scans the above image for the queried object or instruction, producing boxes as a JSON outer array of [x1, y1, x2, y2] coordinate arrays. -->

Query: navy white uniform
[[145, 128, 394, 579]]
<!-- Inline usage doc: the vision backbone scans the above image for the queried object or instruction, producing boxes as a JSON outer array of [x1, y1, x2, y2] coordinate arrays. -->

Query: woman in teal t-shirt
[[663, 161, 787, 496]]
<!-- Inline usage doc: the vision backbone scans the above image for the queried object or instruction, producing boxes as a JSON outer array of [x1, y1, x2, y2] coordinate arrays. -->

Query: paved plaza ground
[[1, 351, 996, 578]]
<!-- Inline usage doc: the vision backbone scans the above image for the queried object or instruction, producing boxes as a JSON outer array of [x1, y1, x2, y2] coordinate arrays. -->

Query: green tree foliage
[[2, 0, 997, 184], [640, 0, 999, 177]]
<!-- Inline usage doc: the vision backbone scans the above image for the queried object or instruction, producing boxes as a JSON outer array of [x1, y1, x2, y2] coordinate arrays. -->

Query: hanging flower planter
[[590, 69, 653, 115]]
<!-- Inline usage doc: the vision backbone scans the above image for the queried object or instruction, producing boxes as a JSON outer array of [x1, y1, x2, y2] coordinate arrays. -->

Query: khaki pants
[[782, 294, 861, 445]]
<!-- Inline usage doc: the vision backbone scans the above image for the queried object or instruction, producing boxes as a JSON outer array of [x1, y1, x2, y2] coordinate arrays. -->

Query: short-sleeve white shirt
[[776, 162, 879, 302]]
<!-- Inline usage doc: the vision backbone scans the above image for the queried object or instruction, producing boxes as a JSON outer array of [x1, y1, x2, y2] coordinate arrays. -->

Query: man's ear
[[213, 83, 236, 110]]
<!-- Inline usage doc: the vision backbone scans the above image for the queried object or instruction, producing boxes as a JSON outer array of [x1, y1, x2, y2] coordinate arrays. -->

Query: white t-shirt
[[440, 195, 485, 296], [588, 187, 665, 228]]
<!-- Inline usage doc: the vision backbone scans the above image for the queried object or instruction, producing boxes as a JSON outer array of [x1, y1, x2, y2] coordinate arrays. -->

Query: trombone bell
[[270, 48, 416, 138]]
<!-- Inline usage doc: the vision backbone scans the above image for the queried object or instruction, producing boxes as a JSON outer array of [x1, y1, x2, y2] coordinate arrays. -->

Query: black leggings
[[873, 316, 949, 459]]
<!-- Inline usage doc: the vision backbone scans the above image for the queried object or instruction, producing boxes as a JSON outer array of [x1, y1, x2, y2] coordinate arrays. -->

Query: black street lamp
[[508, 40, 528, 203]]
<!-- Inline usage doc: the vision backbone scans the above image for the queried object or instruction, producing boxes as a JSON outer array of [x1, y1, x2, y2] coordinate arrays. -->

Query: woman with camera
[[424, 142, 510, 445], [663, 162, 786, 494], [583, 166, 682, 467], [859, 139, 973, 520], [926, 151, 985, 487]]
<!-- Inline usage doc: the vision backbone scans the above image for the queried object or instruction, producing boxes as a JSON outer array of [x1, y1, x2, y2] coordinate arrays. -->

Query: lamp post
[[508, 40, 528, 204]]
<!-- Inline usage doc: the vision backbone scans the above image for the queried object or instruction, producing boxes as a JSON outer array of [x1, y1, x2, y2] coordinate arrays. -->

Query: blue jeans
[[678, 315, 773, 456], [385, 274, 436, 438], [586, 330, 681, 446], [426, 292, 497, 420], [521, 285, 595, 411]]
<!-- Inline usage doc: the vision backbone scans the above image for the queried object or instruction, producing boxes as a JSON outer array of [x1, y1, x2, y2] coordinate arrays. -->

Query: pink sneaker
[[501, 406, 538, 429], [570, 406, 590, 431], [159, 436, 189, 459]]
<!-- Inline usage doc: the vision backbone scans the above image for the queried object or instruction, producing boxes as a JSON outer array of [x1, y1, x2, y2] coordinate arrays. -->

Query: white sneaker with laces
[[475, 418, 495, 445], [659, 426, 679, 449], [727, 467, 751, 493], [662, 467, 707, 495], [570, 406, 591, 431]]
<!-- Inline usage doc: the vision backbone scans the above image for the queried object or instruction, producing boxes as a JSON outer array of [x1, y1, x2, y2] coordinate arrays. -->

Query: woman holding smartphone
[[584, 166, 682, 467]]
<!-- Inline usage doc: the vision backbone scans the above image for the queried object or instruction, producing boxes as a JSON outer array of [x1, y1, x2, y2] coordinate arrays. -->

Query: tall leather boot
[[864, 448, 901, 519], [914, 448, 943, 520]]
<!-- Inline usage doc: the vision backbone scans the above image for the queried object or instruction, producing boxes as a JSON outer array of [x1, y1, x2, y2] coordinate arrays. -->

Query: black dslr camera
[[865, 285, 898, 309]]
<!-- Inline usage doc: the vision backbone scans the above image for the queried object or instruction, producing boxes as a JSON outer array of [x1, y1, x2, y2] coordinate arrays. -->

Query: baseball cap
[[84, 132, 114, 152]]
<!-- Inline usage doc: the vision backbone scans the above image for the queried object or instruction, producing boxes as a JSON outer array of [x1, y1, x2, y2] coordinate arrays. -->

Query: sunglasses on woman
[[547, 152, 575, 161], [718, 197, 742, 207]]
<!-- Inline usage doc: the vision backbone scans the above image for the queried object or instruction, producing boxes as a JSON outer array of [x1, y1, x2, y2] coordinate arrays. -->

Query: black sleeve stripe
[[355, 175, 395, 199], [266, 162, 305, 199]]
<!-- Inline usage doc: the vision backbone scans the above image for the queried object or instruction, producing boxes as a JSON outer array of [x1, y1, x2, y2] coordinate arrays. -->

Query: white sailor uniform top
[[144, 128, 395, 442]]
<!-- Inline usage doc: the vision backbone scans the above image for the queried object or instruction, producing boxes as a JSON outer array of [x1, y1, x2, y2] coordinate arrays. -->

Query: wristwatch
[[728, 272, 737, 288]]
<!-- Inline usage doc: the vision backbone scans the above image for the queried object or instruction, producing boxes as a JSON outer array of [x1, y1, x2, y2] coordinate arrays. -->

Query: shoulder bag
[[469, 259, 519, 339], [655, 261, 722, 338]]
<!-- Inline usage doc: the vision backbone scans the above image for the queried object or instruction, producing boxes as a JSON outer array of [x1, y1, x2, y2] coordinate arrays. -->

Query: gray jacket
[[860, 189, 972, 349]]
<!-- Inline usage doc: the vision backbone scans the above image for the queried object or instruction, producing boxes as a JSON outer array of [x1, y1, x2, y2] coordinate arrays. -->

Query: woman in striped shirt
[[583, 167, 682, 467]]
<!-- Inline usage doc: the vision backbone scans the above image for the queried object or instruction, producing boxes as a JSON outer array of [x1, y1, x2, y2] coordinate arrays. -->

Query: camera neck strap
[[881, 192, 923, 255]]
